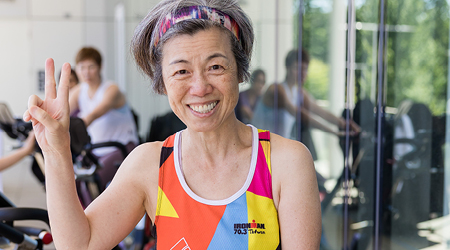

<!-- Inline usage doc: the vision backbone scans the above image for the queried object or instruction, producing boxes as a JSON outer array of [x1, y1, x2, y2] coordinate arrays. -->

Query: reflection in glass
[[239, 0, 449, 249], [382, 0, 449, 249], [299, 0, 356, 249]]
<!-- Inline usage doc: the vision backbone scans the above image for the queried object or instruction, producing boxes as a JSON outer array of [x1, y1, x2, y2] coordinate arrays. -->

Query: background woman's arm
[[303, 90, 361, 133], [81, 84, 125, 127], [263, 85, 340, 135], [68, 84, 80, 116], [0, 132, 36, 171]]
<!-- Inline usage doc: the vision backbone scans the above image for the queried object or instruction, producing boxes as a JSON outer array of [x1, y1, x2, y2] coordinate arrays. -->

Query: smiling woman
[[23, 0, 321, 249], [161, 28, 240, 132]]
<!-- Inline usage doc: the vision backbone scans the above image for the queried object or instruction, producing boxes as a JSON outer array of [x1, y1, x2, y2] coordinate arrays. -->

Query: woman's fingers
[[23, 95, 44, 122], [28, 94, 44, 107], [23, 110, 32, 122], [28, 105, 58, 131], [23, 59, 71, 153], [25, 94, 58, 130], [58, 62, 71, 102], [45, 58, 57, 100]]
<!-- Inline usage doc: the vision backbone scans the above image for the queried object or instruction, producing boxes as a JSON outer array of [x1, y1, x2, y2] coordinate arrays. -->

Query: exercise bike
[[0, 103, 53, 250]]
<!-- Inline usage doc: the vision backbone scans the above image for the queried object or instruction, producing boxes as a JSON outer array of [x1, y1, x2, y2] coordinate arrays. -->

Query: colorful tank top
[[154, 125, 281, 249]]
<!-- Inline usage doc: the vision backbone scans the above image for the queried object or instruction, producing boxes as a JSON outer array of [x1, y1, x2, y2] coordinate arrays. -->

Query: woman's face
[[287, 61, 309, 86], [252, 73, 266, 95], [76, 59, 101, 85], [161, 27, 240, 132], [301, 62, 309, 85]]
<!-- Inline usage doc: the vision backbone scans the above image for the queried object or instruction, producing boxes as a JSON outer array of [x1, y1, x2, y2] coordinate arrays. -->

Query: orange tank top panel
[[154, 125, 280, 249]]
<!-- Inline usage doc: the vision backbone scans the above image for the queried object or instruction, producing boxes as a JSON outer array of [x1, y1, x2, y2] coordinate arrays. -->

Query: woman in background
[[235, 69, 266, 124], [68, 47, 139, 191]]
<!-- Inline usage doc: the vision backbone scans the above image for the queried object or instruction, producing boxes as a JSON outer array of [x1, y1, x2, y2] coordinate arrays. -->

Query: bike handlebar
[[88, 141, 129, 159], [0, 222, 40, 249], [0, 207, 49, 226]]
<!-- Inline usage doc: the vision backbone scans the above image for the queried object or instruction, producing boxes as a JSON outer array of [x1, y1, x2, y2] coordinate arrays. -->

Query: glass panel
[[301, 0, 363, 249], [301, 0, 347, 247], [382, 0, 449, 249], [301, 0, 381, 249], [347, 0, 381, 249], [248, 0, 352, 246]]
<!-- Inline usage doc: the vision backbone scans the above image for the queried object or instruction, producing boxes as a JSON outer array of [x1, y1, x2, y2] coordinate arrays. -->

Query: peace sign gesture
[[23, 58, 71, 155]]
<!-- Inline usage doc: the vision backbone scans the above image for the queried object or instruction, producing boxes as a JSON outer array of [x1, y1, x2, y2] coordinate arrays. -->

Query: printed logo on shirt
[[170, 237, 191, 250], [234, 220, 266, 235]]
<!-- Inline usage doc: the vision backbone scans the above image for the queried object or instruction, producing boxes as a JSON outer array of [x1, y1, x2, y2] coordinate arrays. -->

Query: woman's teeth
[[190, 101, 218, 113]]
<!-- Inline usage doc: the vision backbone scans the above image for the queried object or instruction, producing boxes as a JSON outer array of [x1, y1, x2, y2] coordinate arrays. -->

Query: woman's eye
[[211, 65, 223, 70], [177, 69, 187, 75]]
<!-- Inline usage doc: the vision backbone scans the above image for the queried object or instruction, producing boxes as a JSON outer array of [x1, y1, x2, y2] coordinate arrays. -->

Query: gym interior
[[1, 0, 450, 249]]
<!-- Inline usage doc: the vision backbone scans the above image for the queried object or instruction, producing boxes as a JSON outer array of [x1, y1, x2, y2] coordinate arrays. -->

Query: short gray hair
[[131, 0, 254, 94]]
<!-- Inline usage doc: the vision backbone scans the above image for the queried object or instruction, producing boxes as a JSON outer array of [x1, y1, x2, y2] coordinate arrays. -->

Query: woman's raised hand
[[23, 58, 71, 155]]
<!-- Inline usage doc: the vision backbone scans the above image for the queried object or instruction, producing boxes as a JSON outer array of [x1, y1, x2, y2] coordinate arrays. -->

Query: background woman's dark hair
[[285, 48, 310, 69], [131, 0, 254, 94], [250, 69, 265, 84], [58, 68, 79, 84]]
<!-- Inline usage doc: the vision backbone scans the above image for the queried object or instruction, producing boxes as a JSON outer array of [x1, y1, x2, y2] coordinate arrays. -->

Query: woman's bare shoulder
[[270, 132, 314, 166], [116, 141, 164, 182], [269, 132, 317, 195], [69, 83, 81, 99], [126, 141, 164, 168]]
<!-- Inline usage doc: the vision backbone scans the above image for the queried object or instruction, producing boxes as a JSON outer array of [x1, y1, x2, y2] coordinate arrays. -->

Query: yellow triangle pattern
[[156, 187, 179, 218]]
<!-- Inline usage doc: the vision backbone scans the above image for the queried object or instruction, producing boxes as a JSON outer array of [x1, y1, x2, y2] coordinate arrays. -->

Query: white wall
[[122, 0, 172, 139], [0, 0, 84, 116], [0, 19, 32, 116]]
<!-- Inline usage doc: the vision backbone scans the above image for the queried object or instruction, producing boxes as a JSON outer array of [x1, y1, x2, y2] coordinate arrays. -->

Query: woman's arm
[[82, 142, 160, 249], [24, 59, 91, 248], [0, 132, 35, 171], [68, 84, 81, 116], [81, 84, 126, 127], [303, 90, 342, 126], [263, 85, 340, 135], [266, 86, 360, 134], [271, 134, 321, 249], [23, 59, 158, 249], [299, 110, 342, 135], [303, 90, 361, 133]]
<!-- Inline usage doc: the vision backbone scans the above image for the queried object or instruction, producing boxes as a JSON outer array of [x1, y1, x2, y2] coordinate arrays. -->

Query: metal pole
[[273, 0, 280, 134], [374, 0, 386, 249], [343, 0, 356, 248], [296, 0, 304, 142]]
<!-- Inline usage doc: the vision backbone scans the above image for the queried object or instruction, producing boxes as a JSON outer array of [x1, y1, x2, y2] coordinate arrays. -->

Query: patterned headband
[[155, 6, 240, 46]]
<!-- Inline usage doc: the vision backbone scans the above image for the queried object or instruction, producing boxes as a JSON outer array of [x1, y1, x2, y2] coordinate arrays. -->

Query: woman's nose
[[79, 68, 88, 75], [189, 73, 213, 96]]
